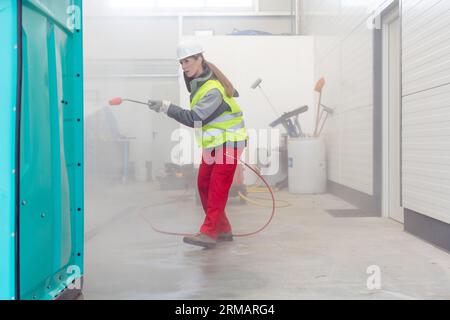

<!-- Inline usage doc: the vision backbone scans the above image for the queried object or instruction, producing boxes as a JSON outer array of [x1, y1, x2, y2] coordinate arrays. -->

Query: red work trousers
[[198, 147, 243, 239]]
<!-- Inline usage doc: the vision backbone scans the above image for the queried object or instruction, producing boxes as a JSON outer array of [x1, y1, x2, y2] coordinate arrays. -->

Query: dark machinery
[[269, 105, 309, 138], [158, 163, 196, 190]]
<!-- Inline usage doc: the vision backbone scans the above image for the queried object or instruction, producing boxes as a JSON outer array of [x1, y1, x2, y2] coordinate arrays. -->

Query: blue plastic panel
[[0, 0, 18, 301], [19, 0, 84, 300]]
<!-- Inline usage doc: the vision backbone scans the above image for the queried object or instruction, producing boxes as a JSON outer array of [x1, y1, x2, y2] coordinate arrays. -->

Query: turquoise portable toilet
[[0, 0, 84, 300]]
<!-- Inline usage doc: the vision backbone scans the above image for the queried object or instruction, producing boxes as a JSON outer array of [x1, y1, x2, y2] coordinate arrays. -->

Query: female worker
[[147, 40, 248, 249]]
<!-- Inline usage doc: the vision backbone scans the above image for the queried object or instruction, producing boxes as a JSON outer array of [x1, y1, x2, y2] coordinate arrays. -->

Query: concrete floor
[[82, 182, 450, 300]]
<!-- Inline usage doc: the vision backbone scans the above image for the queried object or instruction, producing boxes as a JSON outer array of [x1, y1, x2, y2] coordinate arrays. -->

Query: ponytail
[[204, 61, 235, 98]]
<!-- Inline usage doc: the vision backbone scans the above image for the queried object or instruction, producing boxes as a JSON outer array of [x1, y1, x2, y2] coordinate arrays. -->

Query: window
[[206, 0, 254, 8], [156, 0, 205, 8], [109, 0, 156, 8], [109, 0, 255, 10]]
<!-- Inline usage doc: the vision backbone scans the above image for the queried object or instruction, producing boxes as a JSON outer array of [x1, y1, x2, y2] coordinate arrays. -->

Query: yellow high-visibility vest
[[191, 80, 248, 149]]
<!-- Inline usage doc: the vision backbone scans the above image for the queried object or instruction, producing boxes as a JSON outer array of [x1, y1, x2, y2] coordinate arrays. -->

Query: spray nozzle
[[109, 97, 123, 106]]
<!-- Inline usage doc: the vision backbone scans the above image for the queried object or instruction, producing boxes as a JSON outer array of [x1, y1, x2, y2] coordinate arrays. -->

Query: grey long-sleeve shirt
[[166, 89, 231, 128]]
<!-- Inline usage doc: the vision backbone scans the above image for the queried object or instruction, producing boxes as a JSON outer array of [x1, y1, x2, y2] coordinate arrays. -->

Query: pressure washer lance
[[109, 97, 277, 238], [109, 97, 155, 107]]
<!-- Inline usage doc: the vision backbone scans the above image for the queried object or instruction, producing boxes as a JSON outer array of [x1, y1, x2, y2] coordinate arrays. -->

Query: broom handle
[[313, 91, 322, 137], [318, 113, 330, 137]]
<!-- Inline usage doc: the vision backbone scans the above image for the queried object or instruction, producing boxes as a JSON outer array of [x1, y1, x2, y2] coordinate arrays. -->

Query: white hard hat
[[177, 40, 204, 60]]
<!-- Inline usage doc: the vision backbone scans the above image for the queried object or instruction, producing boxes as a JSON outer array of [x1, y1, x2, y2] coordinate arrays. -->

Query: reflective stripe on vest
[[191, 80, 248, 149], [207, 112, 243, 126], [202, 121, 246, 137]]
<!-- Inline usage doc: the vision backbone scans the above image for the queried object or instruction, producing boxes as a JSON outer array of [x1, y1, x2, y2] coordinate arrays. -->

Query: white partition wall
[[179, 36, 315, 133]]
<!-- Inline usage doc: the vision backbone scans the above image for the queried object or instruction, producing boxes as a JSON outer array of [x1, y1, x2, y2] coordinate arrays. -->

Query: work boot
[[217, 232, 234, 242], [183, 233, 217, 249]]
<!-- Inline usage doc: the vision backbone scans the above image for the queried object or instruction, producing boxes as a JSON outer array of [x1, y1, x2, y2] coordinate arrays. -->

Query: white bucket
[[288, 137, 327, 194]]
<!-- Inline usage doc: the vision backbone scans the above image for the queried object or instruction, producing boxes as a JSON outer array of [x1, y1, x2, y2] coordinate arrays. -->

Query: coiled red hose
[[141, 152, 276, 238]]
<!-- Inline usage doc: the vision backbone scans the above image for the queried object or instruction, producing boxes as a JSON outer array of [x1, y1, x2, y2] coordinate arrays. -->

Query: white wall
[[179, 36, 315, 132], [402, 0, 450, 224], [302, 0, 388, 195]]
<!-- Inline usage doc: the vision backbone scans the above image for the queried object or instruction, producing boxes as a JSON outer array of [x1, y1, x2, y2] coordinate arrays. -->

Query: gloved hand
[[148, 99, 171, 114]]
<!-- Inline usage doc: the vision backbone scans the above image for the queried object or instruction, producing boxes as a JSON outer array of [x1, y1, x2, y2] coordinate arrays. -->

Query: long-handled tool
[[313, 77, 326, 137], [109, 97, 152, 107], [316, 104, 334, 137], [251, 78, 280, 117]]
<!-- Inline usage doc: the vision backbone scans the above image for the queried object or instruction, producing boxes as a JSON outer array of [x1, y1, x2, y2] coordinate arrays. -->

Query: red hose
[[140, 152, 276, 238]]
